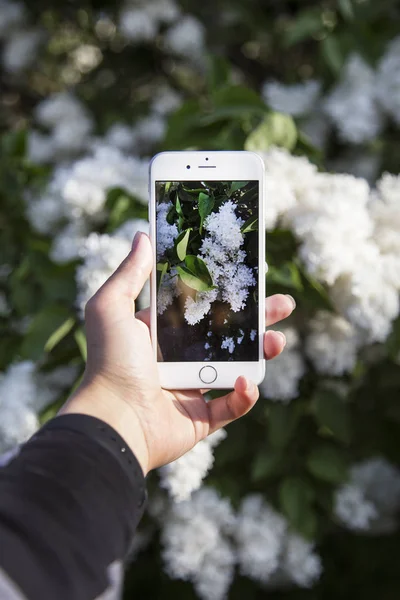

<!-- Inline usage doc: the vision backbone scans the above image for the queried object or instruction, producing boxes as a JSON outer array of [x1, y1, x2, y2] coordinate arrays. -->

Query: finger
[[264, 330, 286, 360], [136, 307, 150, 327], [266, 294, 295, 327], [88, 232, 153, 318], [207, 376, 259, 434]]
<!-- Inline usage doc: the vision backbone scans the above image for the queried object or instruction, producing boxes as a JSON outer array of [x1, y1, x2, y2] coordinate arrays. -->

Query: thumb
[[100, 231, 153, 305]]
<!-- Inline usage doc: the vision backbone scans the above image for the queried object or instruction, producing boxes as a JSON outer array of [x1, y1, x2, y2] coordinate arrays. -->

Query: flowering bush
[[1, 0, 400, 598]]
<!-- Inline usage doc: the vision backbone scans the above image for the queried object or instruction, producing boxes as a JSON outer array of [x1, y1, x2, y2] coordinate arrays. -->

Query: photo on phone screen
[[156, 180, 259, 362]]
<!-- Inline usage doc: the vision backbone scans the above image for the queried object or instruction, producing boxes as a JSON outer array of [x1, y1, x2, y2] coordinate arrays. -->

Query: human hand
[[61, 232, 295, 475]]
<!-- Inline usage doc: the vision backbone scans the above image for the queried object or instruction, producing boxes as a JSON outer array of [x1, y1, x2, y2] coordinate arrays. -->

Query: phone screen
[[156, 180, 259, 362]]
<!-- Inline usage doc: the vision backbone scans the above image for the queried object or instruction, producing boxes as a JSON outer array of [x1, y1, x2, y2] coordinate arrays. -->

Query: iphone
[[149, 151, 265, 389]]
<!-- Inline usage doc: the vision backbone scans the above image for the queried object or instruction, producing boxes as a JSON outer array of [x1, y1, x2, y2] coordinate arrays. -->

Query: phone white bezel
[[149, 151, 265, 389]]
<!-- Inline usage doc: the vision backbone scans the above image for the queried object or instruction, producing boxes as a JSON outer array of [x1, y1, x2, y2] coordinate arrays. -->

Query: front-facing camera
[[186, 165, 191, 169]]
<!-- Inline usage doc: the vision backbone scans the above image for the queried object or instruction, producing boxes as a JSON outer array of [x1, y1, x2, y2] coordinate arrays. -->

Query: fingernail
[[276, 331, 287, 347], [285, 294, 296, 310], [132, 231, 142, 251]]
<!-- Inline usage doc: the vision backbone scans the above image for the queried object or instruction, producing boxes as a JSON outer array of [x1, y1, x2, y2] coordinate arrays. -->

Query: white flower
[[2, 28, 43, 72], [301, 110, 330, 149], [54, 146, 148, 222], [158, 269, 181, 315], [262, 80, 321, 117], [159, 429, 226, 502], [52, 116, 93, 156], [119, 6, 157, 42], [370, 173, 400, 256], [323, 54, 383, 143], [156, 202, 178, 260], [76, 220, 149, 315], [334, 458, 400, 533], [26, 191, 65, 235], [260, 327, 305, 402], [305, 311, 360, 375], [164, 15, 205, 58], [282, 534, 323, 588], [376, 36, 400, 125], [0, 362, 77, 453], [221, 336, 235, 354], [133, 114, 166, 151], [184, 290, 217, 325], [334, 483, 378, 531], [151, 85, 182, 115], [259, 148, 315, 230], [35, 92, 90, 128], [50, 221, 89, 264], [0, 0, 25, 39], [161, 488, 236, 600], [27, 131, 55, 165], [76, 233, 131, 314], [184, 200, 256, 324], [235, 495, 286, 584], [146, 0, 180, 24], [105, 123, 136, 152]]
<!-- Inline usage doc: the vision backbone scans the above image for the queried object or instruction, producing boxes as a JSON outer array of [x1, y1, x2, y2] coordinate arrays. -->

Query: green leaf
[[283, 9, 323, 46], [74, 328, 87, 362], [245, 113, 297, 153], [307, 444, 348, 483], [175, 193, 184, 217], [230, 181, 249, 194], [176, 255, 214, 292], [266, 263, 304, 291], [297, 262, 334, 310], [241, 215, 259, 234], [321, 35, 344, 75], [157, 262, 169, 285], [198, 192, 214, 233], [314, 389, 351, 445], [20, 305, 73, 360], [44, 317, 76, 353], [203, 85, 266, 123], [207, 54, 231, 91], [176, 229, 191, 261], [251, 449, 282, 482], [268, 402, 303, 449], [280, 477, 317, 538]]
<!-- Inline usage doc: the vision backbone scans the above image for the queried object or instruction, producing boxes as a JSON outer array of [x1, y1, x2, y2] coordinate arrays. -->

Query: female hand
[[61, 233, 295, 475]]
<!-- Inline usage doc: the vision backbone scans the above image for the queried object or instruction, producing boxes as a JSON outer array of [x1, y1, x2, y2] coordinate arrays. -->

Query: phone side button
[[199, 366, 217, 384]]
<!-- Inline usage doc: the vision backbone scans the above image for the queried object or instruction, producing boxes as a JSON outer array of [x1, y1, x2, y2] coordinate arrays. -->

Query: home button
[[199, 366, 217, 384]]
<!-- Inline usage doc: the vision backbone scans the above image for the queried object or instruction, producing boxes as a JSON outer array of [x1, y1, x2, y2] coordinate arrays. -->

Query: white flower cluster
[[263, 37, 400, 147], [156, 202, 178, 260], [159, 429, 227, 502], [260, 327, 306, 402], [305, 311, 360, 376], [324, 54, 383, 144], [185, 201, 256, 325], [262, 80, 321, 117], [0, 362, 77, 454], [161, 488, 236, 600], [119, 0, 180, 43], [0, 0, 43, 73], [334, 457, 400, 533], [118, 0, 206, 62], [76, 219, 149, 316], [27, 144, 149, 262], [376, 36, 400, 126], [28, 93, 94, 164], [161, 489, 322, 599], [236, 495, 322, 589], [261, 148, 400, 343]]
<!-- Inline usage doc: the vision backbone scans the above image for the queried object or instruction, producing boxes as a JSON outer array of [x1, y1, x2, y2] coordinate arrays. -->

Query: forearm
[[0, 414, 146, 600]]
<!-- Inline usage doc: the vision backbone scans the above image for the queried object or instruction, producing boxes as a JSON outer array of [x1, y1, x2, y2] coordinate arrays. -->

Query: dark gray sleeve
[[0, 414, 147, 600]]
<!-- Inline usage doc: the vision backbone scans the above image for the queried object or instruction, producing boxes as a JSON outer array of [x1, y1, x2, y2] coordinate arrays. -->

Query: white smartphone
[[149, 151, 265, 389]]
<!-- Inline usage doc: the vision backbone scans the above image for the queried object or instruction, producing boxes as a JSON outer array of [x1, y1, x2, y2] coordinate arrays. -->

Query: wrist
[[59, 379, 150, 476]]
